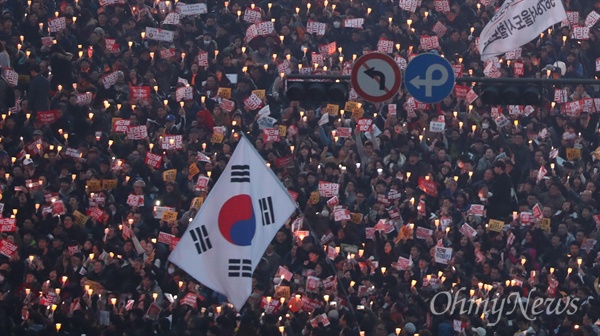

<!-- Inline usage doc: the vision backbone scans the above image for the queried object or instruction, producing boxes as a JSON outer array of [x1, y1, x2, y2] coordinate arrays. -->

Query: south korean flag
[[169, 136, 296, 310]]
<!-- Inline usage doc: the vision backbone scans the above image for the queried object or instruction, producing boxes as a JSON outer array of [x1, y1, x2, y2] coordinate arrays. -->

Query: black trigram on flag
[[259, 197, 274, 226], [228, 259, 252, 278], [190, 225, 212, 254], [230, 165, 250, 183]]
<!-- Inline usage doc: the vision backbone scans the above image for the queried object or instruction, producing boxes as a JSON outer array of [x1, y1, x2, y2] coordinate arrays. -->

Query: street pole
[[286, 75, 600, 86]]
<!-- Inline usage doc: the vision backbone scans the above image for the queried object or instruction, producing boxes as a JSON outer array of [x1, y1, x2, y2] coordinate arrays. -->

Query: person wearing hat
[[402, 322, 417, 335], [22, 157, 39, 179], [164, 113, 186, 135], [31, 129, 44, 140]]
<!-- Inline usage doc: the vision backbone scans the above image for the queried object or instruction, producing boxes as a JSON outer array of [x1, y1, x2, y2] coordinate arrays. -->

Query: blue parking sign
[[404, 53, 455, 104]]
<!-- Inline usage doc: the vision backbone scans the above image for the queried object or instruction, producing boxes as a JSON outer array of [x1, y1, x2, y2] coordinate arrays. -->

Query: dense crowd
[[0, 0, 599, 335]]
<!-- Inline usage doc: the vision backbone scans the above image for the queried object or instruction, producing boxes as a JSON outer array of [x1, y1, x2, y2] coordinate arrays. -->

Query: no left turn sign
[[350, 52, 402, 103]]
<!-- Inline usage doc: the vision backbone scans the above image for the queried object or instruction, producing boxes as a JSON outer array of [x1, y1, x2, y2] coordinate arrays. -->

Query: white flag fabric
[[169, 136, 296, 310], [479, 0, 566, 60]]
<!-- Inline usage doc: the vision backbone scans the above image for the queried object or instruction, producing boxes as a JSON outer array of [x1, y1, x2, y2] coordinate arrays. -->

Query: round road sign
[[350, 52, 402, 103], [404, 53, 455, 104]]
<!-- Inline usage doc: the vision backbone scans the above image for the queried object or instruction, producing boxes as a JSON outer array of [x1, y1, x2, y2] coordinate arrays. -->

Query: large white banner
[[169, 136, 296, 310], [479, 0, 566, 60]]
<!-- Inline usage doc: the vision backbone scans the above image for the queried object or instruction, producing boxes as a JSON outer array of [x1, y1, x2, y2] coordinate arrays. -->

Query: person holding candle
[[136, 273, 164, 306]]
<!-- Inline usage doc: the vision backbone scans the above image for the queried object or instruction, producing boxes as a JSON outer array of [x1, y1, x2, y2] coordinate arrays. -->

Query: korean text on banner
[[478, 0, 567, 60]]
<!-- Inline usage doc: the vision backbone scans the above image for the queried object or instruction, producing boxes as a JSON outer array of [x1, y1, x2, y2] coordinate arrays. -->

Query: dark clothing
[[488, 172, 512, 220], [0, 76, 8, 113], [50, 53, 73, 90], [28, 74, 50, 113]]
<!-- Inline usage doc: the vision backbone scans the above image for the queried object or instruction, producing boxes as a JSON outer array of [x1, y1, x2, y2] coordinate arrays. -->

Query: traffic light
[[285, 80, 348, 102], [479, 85, 543, 106]]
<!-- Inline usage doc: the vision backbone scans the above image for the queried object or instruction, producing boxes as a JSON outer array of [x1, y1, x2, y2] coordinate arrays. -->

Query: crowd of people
[[0, 0, 599, 335]]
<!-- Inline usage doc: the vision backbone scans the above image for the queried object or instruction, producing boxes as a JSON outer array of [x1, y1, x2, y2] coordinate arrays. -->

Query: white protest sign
[[257, 116, 276, 130], [163, 13, 180, 25], [145, 27, 175, 42], [434, 246, 453, 264], [177, 3, 207, 16], [429, 121, 445, 133]]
